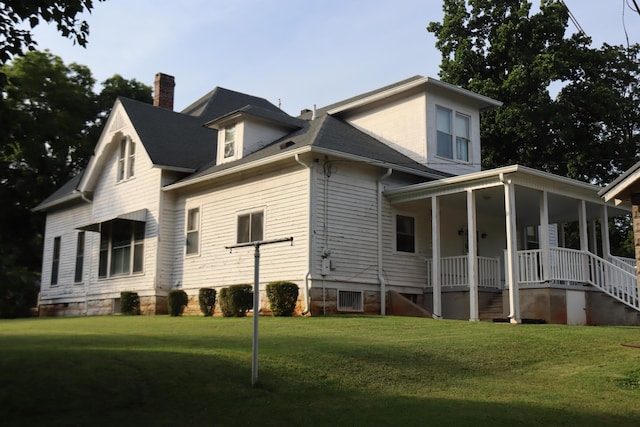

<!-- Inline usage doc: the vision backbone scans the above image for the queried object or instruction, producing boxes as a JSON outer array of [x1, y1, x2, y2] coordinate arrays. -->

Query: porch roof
[[385, 165, 631, 225]]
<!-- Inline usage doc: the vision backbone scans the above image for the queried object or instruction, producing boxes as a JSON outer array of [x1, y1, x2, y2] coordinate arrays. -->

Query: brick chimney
[[154, 73, 175, 110]]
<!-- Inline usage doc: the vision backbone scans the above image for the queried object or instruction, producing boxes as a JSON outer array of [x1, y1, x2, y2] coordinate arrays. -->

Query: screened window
[[186, 207, 200, 255], [237, 211, 264, 243], [51, 236, 61, 285], [396, 215, 415, 253], [74, 231, 85, 283], [436, 106, 470, 162], [223, 125, 236, 159], [98, 219, 145, 278]]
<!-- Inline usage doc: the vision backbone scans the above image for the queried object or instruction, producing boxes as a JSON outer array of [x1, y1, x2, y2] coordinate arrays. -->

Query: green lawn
[[1, 315, 639, 426]]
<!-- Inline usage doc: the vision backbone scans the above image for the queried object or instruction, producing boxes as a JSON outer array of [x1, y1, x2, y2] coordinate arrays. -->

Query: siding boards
[[177, 166, 308, 291]]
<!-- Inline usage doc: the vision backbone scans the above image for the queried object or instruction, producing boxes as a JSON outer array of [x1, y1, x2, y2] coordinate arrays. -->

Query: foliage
[[0, 273, 39, 318], [0, 51, 152, 317], [218, 284, 253, 317], [0, 0, 106, 65], [120, 292, 140, 315], [1, 317, 640, 425], [168, 290, 188, 317], [266, 281, 299, 316], [427, 0, 640, 185], [198, 288, 217, 317]]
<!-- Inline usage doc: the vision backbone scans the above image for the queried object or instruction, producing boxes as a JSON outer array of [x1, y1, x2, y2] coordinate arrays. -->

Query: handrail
[[516, 248, 639, 311]]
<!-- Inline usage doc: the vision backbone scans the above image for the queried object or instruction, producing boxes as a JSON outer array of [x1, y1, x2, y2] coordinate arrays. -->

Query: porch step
[[480, 294, 505, 321]]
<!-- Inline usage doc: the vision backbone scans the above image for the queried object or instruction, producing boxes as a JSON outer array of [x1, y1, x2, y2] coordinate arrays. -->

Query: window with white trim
[[396, 215, 416, 253], [51, 236, 61, 285], [74, 231, 85, 283], [186, 207, 200, 255], [338, 290, 363, 312], [223, 125, 236, 159], [237, 211, 264, 243], [436, 106, 470, 162], [98, 219, 145, 278], [117, 136, 136, 182]]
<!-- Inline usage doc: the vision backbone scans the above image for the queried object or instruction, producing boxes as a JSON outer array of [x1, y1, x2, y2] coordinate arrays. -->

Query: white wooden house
[[34, 73, 639, 325]]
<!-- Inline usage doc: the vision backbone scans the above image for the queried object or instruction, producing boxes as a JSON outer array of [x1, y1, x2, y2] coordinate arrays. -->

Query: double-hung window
[[436, 106, 470, 162], [223, 125, 236, 159], [117, 136, 136, 182], [186, 207, 200, 255], [396, 215, 415, 253], [98, 219, 145, 278], [237, 211, 264, 243]]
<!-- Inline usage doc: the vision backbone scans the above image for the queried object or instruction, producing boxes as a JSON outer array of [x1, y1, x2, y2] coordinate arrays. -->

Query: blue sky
[[30, 0, 640, 116]]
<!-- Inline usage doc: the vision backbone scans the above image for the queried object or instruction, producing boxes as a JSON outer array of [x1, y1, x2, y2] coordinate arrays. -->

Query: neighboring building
[[34, 74, 639, 325]]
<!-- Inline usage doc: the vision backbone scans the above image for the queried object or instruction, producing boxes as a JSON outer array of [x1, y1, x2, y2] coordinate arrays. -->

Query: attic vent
[[280, 141, 295, 149]]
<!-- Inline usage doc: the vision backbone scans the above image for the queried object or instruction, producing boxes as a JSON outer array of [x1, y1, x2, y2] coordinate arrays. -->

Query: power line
[[559, 0, 586, 35]]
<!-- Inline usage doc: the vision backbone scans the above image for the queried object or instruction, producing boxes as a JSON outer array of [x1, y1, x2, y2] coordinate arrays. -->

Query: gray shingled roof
[[177, 114, 449, 184], [181, 87, 283, 123], [33, 172, 83, 211], [205, 104, 306, 130], [119, 97, 216, 170]]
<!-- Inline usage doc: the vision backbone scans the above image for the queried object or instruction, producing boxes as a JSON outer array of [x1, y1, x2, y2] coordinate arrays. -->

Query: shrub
[[266, 281, 299, 316], [120, 291, 140, 315], [218, 284, 253, 317], [198, 288, 217, 317], [168, 289, 188, 316]]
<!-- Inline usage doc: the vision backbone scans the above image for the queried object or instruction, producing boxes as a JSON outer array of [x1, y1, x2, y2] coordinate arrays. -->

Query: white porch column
[[431, 196, 442, 319], [589, 220, 598, 255], [578, 200, 589, 251], [504, 178, 521, 323], [467, 189, 479, 322], [600, 204, 611, 259], [539, 191, 550, 282]]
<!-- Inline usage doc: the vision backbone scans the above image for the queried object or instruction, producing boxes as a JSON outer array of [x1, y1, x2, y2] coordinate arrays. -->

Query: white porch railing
[[425, 256, 501, 288], [610, 256, 636, 275], [516, 248, 639, 311]]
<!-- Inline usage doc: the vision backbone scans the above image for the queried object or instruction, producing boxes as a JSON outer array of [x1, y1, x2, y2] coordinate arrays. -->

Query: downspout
[[75, 190, 92, 315], [378, 168, 393, 315], [295, 154, 313, 315]]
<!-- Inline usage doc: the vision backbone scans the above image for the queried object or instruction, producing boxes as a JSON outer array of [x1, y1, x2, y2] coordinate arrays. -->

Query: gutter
[[294, 153, 313, 315], [377, 168, 393, 315]]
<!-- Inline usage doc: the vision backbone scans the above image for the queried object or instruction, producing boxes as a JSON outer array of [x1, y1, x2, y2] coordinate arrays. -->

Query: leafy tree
[[0, 50, 151, 317], [427, 0, 640, 186], [0, 0, 105, 65]]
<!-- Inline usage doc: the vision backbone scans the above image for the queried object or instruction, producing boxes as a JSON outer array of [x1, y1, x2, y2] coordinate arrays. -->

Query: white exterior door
[[566, 290, 586, 325]]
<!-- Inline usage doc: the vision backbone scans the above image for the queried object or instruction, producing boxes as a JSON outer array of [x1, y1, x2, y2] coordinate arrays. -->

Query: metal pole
[[251, 244, 260, 387], [225, 236, 293, 387]]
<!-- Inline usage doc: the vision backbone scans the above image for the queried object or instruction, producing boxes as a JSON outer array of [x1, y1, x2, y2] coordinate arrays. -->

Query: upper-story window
[[436, 106, 470, 163], [117, 136, 136, 181], [223, 125, 236, 159]]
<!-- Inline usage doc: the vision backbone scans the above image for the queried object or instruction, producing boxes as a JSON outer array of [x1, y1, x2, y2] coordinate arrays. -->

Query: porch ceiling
[[386, 165, 631, 226]]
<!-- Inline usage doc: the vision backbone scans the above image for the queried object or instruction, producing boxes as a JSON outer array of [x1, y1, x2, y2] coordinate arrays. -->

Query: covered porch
[[385, 165, 636, 324]]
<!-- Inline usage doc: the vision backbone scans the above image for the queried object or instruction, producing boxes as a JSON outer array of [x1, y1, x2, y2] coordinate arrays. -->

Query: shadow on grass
[[0, 330, 637, 427]]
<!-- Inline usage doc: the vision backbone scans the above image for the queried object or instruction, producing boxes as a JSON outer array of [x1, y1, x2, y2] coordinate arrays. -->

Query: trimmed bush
[[120, 291, 140, 315], [218, 284, 253, 317], [198, 288, 217, 317], [168, 290, 188, 317], [266, 281, 299, 316]]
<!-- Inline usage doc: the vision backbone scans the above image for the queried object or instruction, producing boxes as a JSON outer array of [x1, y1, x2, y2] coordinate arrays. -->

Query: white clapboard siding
[[40, 202, 93, 302], [176, 165, 309, 291]]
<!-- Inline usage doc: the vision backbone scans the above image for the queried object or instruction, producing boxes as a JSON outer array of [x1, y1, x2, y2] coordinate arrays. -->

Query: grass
[[1, 315, 639, 426]]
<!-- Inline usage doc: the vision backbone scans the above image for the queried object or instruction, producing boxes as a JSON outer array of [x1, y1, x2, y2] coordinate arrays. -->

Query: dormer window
[[436, 106, 470, 163], [223, 125, 236, 159], [117, 136, 135, 182]]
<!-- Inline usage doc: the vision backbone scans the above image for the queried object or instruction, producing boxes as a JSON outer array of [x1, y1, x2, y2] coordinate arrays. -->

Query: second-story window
[[436, 106, 470, 163], [223, 125, 236, 159], [117, 136, 136, 182]]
